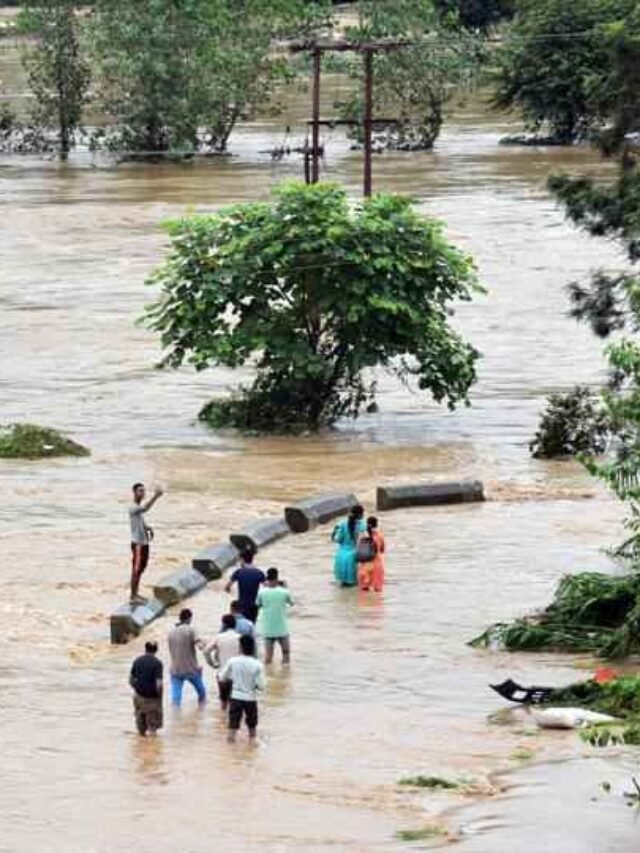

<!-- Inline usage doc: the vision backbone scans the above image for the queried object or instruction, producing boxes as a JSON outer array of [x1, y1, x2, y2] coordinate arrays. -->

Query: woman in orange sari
[[357, 516, 385, 592]]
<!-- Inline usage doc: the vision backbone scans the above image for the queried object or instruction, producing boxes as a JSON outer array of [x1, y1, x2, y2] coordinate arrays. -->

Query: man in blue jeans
[[167, 608, 206, 707]]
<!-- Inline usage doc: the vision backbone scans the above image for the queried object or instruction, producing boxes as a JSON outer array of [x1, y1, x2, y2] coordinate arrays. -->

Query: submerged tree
[[339, 0, 481, 151], [146, 182, 481, 433], [22, 0, 90, 156], [494, 0, 638, 144], [90, 0, 327, 153]]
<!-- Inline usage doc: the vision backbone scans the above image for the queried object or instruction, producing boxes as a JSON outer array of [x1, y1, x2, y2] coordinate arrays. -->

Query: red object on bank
[[594, 667, 618, 684]]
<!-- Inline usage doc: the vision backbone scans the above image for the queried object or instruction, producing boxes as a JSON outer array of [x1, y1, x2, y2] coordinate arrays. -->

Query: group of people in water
[[332, 504, 386, 592], [127, 484, 387, 742]]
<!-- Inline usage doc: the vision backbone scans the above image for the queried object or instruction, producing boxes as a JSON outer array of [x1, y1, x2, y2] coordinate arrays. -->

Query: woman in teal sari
[[332, 505, 365, 586]]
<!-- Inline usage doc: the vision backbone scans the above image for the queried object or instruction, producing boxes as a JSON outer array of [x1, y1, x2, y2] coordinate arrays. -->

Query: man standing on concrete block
[[224, 548, 265, 623], [129, 482, 163, 603], [129, 640, 164, 736], [167, 608, 206, 708]]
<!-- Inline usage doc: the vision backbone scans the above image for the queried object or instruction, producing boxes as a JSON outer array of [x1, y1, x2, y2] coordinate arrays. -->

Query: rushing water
[[1, 45, 638, 851]]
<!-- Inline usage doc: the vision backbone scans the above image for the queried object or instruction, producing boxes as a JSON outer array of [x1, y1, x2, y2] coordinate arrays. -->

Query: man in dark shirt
[[129, 641, 163, 736], [224, 548, 265, 623]]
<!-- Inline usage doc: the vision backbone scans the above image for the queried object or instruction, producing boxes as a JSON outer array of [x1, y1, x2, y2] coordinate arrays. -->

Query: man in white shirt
[[129, 482, 163, 602], [219, 633, 265, 742], [204, 614, 240, 710]]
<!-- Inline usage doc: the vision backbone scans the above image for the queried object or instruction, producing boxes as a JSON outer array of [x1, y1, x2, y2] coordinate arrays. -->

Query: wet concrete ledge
[[377, 480, 484, 511], [192, 542, 238, 580], [229, 517, 290, 552], [110, 598, 167, 645], [153, 567, 208, 606], [285, 492, 359, 533]]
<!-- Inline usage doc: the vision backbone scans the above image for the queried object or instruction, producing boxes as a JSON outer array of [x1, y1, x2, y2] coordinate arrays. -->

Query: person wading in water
[[129, 640, 164, 736], [224, 547, 265, 623], [129, 482, 163, 603]]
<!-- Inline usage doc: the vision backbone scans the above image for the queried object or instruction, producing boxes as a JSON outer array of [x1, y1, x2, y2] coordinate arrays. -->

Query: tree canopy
[[21, 0, 90, 155], [435, 0, 514, 31], [338, 0, 481, 151], [146, 182, 481, 433], [89, 0, 327, 153], [494, 0, 638, 143]]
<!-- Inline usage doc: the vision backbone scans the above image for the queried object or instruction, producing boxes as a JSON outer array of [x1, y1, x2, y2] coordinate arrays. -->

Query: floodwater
[[1, 44, 638, 852]]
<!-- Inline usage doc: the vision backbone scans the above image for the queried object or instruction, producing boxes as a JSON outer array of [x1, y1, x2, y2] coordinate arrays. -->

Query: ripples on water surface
[[0, 69, 637, 851]]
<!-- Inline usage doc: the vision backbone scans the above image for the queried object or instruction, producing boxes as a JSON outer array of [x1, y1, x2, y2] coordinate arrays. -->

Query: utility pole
[[291, 39, 408, 198], [311, 47, 321, 184], [362, 47, 373, 198]]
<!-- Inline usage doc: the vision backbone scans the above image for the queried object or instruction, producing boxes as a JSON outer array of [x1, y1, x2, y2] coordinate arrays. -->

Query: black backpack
[[356, 535, 377, 563]]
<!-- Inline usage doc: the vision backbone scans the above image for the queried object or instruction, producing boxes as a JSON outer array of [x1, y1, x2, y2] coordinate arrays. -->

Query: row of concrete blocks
[[110, 480, 484, 644]]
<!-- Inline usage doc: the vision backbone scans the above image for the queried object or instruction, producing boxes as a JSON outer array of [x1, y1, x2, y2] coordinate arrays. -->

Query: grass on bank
[[0, 423, 89, 459]]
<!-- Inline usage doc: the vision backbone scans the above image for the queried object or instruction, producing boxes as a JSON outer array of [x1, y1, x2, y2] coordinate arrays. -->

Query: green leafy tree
[[546, 9, 640, 553], [339, 0, 481, 151], [90, 0, 327, 153], [435, 0, 514, 31], [22, 0, 90, 156], [529, 386, 610, 459], [146, 182, 481, 433], [494, 0, 637, 143]]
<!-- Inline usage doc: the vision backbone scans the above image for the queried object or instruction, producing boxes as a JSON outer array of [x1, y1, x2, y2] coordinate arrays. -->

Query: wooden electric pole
[[291, 39, 408, 198]]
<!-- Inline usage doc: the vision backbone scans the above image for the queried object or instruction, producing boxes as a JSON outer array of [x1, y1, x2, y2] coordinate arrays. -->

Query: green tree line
[[9, 0, 639, 156]]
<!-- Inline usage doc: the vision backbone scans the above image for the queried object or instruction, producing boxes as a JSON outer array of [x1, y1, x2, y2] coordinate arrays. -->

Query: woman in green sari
[[331, 504, 365, 587]]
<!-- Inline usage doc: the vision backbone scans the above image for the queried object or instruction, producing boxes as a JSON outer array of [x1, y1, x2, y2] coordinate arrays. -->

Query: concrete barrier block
[[153, 567, 207, 606], [285, 492, 360, 533], [110, 598, 166, 645], [377, 480, 484, 511], [229, 517, 290, 553], [192, 542, 238, 580]]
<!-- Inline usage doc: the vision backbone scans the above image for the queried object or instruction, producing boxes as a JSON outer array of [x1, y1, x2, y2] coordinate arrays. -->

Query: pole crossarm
[[290, 39, 411, 54], [306, 119, 400, 127]]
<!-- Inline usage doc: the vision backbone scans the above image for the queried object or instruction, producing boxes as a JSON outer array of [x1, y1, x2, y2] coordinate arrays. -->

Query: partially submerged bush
[[470, 572, 640, 658], [530, 386, 610, 458], [549, 675, 640, 718], [547, 676, 640, 747], [0, 423, 89, 459], [398, 775, 459, 790]]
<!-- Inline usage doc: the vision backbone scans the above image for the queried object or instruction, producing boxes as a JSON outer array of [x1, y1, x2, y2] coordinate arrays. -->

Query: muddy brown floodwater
[[1, 49, 638, 852]]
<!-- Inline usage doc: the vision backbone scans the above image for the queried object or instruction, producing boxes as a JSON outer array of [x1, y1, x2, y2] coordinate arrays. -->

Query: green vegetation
[[147, 181, 481, 433], [494, 0, 638, 144], [395, 825, 446, 841], [471, 573, 640, 658], [21, 0, 90, 156], [485, 4, 640, 661], [398, 775, 459, 789], [339, 0, 482, 151], [89, 0, 326, 155], [529, 386, 610, 459], [0, 423, 89, 459], [435, 0, 514, 31], [537, 676, 640, 747], [510, 747, 533, 761]]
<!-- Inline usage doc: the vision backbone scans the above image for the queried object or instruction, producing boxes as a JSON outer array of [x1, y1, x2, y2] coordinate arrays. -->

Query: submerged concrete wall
[[111, 598, 167, 645], [229, 517, 290, 553], [110, 481, 483, 643], [376, 480, 484, 511], [285, 492, 359, 533]]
